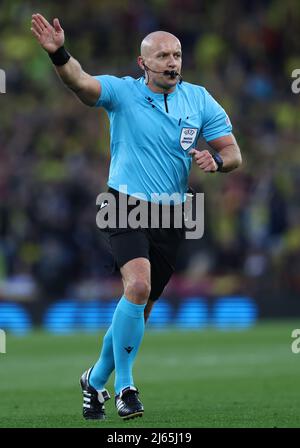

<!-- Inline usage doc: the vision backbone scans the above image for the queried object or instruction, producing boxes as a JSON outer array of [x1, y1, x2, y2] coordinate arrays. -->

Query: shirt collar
[[138, 76, 178, 98]]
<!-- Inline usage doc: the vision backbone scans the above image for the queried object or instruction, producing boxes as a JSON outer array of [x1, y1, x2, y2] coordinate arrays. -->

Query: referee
[[31, 13, 242, 421]]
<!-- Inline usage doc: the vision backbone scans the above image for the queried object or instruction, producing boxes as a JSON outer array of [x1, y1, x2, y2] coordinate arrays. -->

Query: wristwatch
[[212, 153, 224, 172]]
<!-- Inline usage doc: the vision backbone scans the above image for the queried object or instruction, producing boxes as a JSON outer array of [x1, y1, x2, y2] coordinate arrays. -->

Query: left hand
[[188, 148, 217, 172]]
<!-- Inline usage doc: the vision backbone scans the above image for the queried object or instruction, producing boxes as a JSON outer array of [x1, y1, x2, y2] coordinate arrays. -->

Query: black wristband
[[48, 46, 70, 66], [212, 153, 224, 172]]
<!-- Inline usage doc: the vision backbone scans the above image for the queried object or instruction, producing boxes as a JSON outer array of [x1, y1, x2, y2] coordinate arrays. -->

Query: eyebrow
[[156, 50, 182, 56]]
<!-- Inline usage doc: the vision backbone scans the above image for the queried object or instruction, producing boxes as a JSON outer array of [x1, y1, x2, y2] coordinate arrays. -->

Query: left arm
[[189, 134, 242, 173]]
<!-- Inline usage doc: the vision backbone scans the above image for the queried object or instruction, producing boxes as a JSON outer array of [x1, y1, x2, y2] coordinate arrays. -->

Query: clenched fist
[[188, 149, 218, 172], [31, 13, 64, 54]]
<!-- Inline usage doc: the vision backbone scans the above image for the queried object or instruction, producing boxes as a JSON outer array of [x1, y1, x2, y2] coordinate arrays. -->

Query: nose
[[167, 55, 176, 68]]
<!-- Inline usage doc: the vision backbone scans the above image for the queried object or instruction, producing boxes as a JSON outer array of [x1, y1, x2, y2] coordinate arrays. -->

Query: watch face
[[213, 153, 223, 171]]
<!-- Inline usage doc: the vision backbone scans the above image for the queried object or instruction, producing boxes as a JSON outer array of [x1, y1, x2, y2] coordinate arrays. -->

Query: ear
[[137, 56, 145, 70]]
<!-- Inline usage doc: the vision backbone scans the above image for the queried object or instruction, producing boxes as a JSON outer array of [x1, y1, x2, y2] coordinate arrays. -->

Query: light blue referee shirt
[[94, 75, 232, 203]]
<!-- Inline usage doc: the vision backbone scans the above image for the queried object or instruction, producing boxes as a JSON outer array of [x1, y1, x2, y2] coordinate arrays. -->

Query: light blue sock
[[112, 295, 146, 395], [89, 326, 115, 390]]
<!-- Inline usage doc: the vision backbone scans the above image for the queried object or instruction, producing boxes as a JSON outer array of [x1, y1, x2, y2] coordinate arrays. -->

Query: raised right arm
[[31, 13, 101, 106]]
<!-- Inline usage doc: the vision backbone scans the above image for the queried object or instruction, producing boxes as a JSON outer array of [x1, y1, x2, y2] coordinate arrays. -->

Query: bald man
[[31, 14, 242, 421]]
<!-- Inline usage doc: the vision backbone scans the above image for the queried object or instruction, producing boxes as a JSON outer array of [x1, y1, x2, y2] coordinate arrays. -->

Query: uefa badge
[[180, 128, 198, 150]]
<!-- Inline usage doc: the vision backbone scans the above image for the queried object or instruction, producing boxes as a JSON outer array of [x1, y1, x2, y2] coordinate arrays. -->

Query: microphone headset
[[142, 62, 182, 84]]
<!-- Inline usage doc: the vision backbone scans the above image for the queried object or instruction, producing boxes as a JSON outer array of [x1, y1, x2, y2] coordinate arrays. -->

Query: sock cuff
[[118, 295, 146, 318]]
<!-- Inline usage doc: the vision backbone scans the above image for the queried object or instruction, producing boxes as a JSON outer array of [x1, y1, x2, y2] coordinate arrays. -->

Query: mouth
[[163, 70, 179, 79]]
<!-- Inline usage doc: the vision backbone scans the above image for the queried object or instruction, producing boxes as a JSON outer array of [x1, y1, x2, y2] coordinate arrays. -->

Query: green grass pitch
[[0, 321, 300, 428]]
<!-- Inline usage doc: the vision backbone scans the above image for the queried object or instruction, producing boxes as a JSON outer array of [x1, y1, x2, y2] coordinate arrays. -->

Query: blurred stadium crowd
[[1, 0, 300, 315]]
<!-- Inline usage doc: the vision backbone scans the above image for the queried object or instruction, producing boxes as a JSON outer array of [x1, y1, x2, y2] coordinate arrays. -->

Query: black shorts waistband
[[107, 187, 185, 209], [100, 187, 185, 229]]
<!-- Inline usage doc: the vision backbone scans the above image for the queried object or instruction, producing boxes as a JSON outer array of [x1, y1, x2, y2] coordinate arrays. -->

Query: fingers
[[31, 18, 45, 37], [188, 148, 197, 156], [31, 27, 41, 39], [36, 13, 52, 29], [203, 162, 217, 172], [188, 148, 202, 161], [31, 13, 51, 33], [189, 149, 217, 172], [31, 16, 43, 35], [53, 18, 62, 32]]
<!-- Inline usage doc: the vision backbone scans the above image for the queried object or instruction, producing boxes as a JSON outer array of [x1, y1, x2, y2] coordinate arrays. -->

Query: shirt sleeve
[[201, 88, 232, 142], [93, 75, 123, 110]]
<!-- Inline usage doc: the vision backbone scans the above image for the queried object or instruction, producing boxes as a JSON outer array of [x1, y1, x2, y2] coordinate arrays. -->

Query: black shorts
[[97, 188, 185, 301]]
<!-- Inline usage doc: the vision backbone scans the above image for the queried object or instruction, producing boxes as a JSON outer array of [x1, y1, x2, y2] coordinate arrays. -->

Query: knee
[[125, 279, 151, 304]]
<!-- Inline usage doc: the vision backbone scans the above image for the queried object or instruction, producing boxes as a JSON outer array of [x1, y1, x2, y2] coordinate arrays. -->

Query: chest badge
[[180, 127, 198, 150]]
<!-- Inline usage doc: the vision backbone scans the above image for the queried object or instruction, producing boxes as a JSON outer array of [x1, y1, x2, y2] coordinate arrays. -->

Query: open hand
[[31, 13, 64, 53]]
